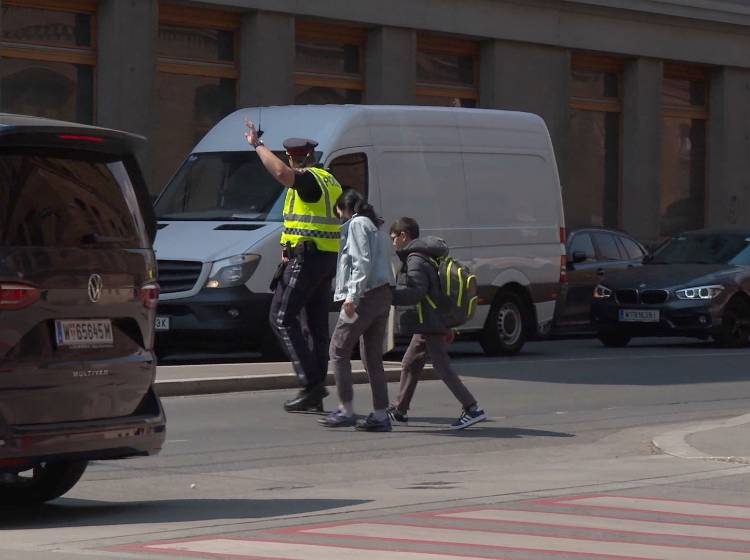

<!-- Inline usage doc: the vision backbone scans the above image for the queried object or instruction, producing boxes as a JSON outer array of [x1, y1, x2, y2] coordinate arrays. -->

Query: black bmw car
[[591, 228, 750, 347]]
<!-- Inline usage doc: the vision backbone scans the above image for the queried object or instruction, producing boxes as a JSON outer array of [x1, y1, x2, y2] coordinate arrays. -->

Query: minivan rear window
[[155, 152, 287, 222], [0, 149, 147, 248]]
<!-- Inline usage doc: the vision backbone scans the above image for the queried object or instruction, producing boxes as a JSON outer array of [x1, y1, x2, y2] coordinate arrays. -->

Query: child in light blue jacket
[[320, 190, 394, 432]]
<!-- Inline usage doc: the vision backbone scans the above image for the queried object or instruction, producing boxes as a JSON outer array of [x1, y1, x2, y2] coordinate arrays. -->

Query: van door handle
[[596, 268, 605, 276]]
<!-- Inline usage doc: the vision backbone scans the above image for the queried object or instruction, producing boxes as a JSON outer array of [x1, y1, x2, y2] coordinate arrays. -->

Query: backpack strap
[[406, 252, 441, 305], [407, 252, 439, 268]]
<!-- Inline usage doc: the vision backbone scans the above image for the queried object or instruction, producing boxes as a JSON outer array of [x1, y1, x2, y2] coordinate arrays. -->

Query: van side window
[[329, 153, 368, 198]]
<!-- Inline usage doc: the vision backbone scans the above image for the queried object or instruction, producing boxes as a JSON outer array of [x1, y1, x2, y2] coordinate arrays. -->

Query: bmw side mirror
[[642, 254, 653, 264], [571, 251, 587, 264]]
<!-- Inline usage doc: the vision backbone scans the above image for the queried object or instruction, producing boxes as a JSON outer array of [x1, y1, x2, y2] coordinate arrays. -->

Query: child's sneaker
[[450, 408, 486, 430], [318, 410, 356, 428], [386, 405, 408, 424], [355, 413, 392, 432]]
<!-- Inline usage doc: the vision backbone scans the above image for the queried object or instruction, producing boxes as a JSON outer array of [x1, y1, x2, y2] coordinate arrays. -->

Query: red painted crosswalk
[[116, 494, 750, 559]]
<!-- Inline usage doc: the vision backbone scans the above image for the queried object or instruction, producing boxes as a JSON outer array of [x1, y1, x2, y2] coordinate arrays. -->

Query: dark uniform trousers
[[269, 248, 338, 390]]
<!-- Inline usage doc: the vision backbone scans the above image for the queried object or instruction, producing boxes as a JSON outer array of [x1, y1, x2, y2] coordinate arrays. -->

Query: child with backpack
[[388, 217, 487, 430]]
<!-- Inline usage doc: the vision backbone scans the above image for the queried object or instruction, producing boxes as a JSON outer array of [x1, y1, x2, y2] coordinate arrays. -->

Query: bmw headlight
[[205, 254, 261, 288], [593, 284, 613, 299], [675, 285, 724, 300]]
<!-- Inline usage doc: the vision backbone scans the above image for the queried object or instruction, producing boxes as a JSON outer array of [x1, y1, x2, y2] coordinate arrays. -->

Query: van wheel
[[480, 291, 528, 356], [716, 297, 750, 348], [598, 331, 631, 347], [0, 461, 87, 506]]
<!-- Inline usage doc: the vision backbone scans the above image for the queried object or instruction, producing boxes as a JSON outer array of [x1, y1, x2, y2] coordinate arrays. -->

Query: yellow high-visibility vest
[[280, 167, 342, 253]]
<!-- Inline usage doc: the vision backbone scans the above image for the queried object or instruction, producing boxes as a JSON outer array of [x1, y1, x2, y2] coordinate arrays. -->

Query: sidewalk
[[155, 360, 435, 397]]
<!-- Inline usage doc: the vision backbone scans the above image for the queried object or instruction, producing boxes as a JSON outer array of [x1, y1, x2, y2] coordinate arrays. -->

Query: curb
[[155, 364, 435, 397], [651, 412, 750, 464]]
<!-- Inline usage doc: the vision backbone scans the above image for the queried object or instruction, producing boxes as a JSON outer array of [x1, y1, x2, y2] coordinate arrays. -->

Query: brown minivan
[[0, 114, 166, 505]]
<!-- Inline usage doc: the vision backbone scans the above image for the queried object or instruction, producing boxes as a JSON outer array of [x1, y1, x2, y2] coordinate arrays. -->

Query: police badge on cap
[[283, 137, 318, 157]]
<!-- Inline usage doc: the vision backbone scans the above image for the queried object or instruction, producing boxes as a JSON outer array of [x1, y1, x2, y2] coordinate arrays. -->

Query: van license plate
[[155, 316, 170, 331], [55, 319, 114, 347], [619, 309, 660, 323]]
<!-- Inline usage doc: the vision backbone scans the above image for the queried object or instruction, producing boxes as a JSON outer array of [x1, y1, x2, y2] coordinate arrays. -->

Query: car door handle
[[597, 268, 605, 276]]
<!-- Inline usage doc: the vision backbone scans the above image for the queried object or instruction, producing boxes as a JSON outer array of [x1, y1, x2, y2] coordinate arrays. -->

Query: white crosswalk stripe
[[554, 496, 750, 520], [437, 508, 750, 541], [305, 523, 750, 560], [132, 495, 750, 560], [147, 539, 478, 560]]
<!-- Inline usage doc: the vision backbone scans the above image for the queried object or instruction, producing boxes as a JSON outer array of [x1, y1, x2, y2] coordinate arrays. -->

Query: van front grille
[[157, 260, 203, 294]]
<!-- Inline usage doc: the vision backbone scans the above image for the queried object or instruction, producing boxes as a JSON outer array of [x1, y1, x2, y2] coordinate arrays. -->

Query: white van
[[153, 105, 566, 358]]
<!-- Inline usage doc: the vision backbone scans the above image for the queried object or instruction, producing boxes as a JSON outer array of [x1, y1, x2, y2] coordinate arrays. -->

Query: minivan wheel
[[598, 331, 631, 347], [0, 460, 88, 506], [716, 297, 750, 348], [480, 291, 528, 356]]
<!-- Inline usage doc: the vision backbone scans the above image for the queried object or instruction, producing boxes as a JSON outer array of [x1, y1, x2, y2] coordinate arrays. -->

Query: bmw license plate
[[154, 316, 170, 331], [619, 309, 660, 323], [55, 319, 114, 347]]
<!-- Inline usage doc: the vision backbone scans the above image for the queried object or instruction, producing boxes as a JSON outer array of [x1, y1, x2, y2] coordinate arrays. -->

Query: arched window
[[294, 20, 365, 105], [1, 0, 95, 123], [154, 4, 240, 193]]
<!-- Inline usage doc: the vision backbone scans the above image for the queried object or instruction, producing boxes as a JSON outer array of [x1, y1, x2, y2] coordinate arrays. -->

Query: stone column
[[621, 58, 663, 244], [708, 67, 750, 228], [480, 40, 569, 177], [96, 0, 158, 175], [238, 11, 295, 107], [365, 27, 416, 104]]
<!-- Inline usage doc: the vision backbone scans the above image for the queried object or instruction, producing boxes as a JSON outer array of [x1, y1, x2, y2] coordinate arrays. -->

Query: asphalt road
[[4, 338, 750, 559]]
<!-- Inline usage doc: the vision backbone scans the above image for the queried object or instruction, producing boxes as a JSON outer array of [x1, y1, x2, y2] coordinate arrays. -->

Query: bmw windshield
[[154, 152, 286, 221], [651, 233, 750, 266]]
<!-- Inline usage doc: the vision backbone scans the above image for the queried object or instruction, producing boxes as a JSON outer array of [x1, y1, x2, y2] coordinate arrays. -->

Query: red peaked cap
[[283, 137, 318, 156]]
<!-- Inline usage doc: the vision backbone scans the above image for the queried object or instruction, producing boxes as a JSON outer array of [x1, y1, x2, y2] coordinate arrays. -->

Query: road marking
[[549, 496, 750, 520], [436, 508, 750, 542], [146, 538, 483, 559], [305, 523, 750, 560]]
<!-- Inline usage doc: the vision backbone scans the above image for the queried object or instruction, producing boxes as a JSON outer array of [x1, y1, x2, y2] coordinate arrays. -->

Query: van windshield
[[155, 152, 286, 222]]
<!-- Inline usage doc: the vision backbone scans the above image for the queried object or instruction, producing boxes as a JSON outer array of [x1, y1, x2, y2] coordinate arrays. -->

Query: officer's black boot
[[283, 383, 329, 413]]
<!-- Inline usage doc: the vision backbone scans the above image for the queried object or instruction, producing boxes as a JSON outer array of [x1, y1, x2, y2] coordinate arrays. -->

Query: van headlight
[[205, 254, 261, 288], [593, 284, 613, 299], [675, 285, 724, 300]]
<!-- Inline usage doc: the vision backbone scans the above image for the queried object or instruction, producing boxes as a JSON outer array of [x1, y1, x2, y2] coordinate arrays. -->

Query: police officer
[[245, 120, 342, 412]]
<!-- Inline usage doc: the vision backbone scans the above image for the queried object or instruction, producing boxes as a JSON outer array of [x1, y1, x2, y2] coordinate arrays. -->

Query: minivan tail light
[[0, 283, 40, 310], [138, 283, 160, 309], [559, 227, 566, 244]]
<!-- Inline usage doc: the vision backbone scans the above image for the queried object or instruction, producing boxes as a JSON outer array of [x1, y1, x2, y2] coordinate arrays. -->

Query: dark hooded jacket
[[393, 236, 449, 334]]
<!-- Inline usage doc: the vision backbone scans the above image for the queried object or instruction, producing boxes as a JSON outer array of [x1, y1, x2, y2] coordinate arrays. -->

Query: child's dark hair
[[389, 217, 420, 240], [335, 189, 384, 228]]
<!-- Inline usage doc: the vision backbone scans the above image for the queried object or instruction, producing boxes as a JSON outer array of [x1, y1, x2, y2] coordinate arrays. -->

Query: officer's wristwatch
[[253, 139, 264, 148]]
